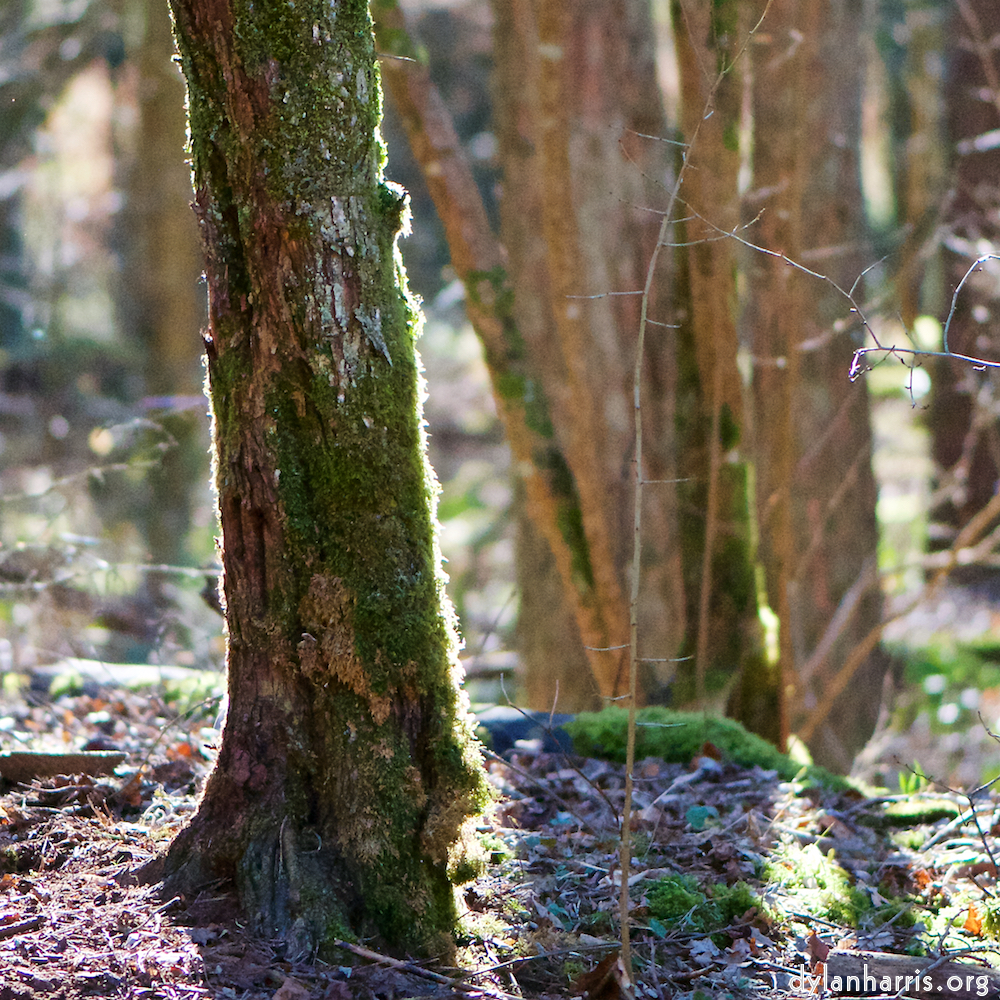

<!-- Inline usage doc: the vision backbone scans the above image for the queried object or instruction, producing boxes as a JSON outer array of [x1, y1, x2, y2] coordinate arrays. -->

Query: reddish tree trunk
[[928, 1, 1000, 557], [747, 0, 887, 771]]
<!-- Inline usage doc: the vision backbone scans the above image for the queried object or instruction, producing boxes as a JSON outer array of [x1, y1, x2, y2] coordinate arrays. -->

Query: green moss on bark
[[165, 0, 489, 957], [667, 228, 769, 718], [465, 265, 594, 589]]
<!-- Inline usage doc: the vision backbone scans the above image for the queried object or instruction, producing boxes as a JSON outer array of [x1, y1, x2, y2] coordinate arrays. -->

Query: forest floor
[[1, 666, 1000, 1000]]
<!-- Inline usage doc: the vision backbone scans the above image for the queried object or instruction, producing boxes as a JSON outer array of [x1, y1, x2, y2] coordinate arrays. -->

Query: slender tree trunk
[[160, 0, 488, 957], [492, 0, 647, 709], [671, 0, 773, 732], [515, 496, 597, 712], [374, 0, 626, 703], [747, 0, 887, 771], [927, 1, 1000, 560], [491, 0, 690, 707]]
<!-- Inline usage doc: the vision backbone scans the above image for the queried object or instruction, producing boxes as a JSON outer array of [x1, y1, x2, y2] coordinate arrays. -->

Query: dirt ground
[[1, 666, 1000, 1000]]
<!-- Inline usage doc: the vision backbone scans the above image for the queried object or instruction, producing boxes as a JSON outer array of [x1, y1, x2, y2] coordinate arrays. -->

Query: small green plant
[[713, 881, 769, 924], [647, 874, 707, 928], [768, 843, 870, 926], [686, 805, 719, 831], [898, 763, 929, 795], [457, 912, 511, 945], [893, 828, 926, 850], [981, 898, 1000, 940], [581, 909, 612, 934], [49, 669, 85, 699], [647, 875, 768, 936], [869, 897, 918, 930], [771, 850, 923, 932], [1, 673, 25, 697], [479, 832, 511, 865], [501, 895, 529, 919]]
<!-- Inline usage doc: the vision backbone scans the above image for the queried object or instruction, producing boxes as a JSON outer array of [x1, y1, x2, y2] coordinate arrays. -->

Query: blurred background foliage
[[0, 0, 514, 687], [4, 0, 1000, 787]]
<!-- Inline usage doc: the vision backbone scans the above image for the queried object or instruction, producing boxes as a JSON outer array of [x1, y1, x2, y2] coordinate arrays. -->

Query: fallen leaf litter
[[0, 675, 999, 998]]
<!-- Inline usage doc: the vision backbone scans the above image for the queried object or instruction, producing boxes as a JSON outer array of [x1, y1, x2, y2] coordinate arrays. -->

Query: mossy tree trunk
[[671, 0, 774, 733], [161, 0, 488, 957]]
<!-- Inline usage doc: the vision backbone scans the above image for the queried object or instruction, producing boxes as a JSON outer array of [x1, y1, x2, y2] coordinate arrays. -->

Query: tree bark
[[373, 0, 627, 704], [490, 0, 690, 708], [671, 0, 773, 733], [927, 0, 1000, 562], [160, 0, 488, 957], [746, 0, 887, 771]]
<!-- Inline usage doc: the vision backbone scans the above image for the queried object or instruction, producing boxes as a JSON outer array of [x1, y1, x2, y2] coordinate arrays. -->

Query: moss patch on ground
[[881, 797, 963, 827], [563, 706, 848, 787]]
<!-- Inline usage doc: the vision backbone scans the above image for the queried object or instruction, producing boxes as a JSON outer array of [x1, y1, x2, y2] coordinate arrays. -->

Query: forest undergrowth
[[0, 652, 1000, 998]]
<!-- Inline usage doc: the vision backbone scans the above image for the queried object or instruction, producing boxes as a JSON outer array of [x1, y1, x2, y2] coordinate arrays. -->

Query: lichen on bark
[[160, 0, 489, 957]]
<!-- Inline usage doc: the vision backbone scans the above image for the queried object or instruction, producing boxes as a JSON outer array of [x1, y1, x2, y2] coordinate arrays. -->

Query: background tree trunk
[[381, 0, 770, 725], [491, 0, 696, 710], [491, 0, 648, 711], [891, 0, 947, 331], [161, 0, 488, 957], [515, 495, 596, 711], [747, 0, 887, 771], [671, 0, 773, 732], [112, 0, 208, 575], [927, 1, 1000, 561], [375, 0, 626, 704]]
